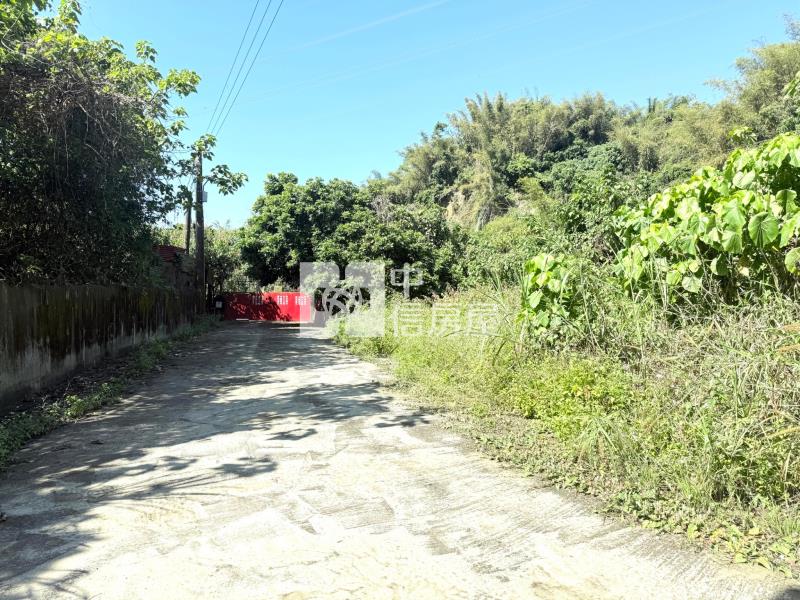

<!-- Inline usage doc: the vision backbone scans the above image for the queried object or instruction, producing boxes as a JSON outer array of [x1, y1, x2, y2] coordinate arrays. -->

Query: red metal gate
[[223, 292, 312, 322]]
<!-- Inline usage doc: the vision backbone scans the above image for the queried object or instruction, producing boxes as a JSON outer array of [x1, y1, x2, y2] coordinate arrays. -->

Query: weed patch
[[334, 296, 800, 577], [0, 316, 218, 468]]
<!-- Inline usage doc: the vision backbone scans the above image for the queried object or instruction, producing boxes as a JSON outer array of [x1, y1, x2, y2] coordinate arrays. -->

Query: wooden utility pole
[[194, 151, 206, 304]]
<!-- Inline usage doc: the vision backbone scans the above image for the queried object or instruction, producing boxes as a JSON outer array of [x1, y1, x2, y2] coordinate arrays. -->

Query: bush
[[615, 133, 800, 301], [463, 213, 555, 285], [508, 356, 634, 439], [0, 2, 200, 284]]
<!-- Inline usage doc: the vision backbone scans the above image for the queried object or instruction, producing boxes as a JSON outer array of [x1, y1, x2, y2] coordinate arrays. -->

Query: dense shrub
[[615, 133, 800, 300], [240, 173, 466, 294], [463, 213, 553, 285], [0, 1, 200, 284]]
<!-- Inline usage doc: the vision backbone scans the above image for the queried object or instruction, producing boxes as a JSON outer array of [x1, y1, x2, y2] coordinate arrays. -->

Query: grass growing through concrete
[[0, 317, 218, 469], [334, 293, 800, 577]]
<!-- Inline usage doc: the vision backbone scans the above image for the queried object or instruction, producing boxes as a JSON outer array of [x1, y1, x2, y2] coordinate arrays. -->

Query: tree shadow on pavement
[[0, 321, 428, 591]]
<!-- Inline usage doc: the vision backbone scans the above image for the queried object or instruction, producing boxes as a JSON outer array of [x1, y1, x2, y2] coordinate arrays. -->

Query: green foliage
[[612, 96, 733, 178], [240, 173, 465, 294], [0, 0, 46, 46], [715, 18, 800, 140], [615, 133, 800, 300], [0, 0, 201, 284], [235, 19, 800, 299], [509, 356, 633, 438], [785, 70, 800, 99], [392, 92, 619, 229], [318, 200, 466, 296], [239, 173, 360, 286], [174, 134, 248, 204], [204, 226, 257, 293], [519, 253, 581, 337], [376, 19, 800, 240], [463, 213, 555, 284], [390, 121, 459, 204], [542, 143, 661, 251], [156, 223, 257, 294]]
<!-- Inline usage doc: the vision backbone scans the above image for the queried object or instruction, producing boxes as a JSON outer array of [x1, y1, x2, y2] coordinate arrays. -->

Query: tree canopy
[[239, 174, 465, 295], [1, 1, 199, 284]]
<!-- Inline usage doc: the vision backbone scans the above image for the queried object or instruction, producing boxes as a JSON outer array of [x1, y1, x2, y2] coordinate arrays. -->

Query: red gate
[[223, 292, 312, 322]]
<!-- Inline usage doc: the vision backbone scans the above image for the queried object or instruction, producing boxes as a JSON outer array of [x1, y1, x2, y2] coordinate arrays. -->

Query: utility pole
[[194, 151, 206, 306]]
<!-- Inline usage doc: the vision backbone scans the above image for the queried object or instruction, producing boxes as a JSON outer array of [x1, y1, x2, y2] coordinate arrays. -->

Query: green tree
[[0, 0, 200, 284], [714, 17, 800, 140], [239, 173, 465, 295], [239, 174, 366, 286]]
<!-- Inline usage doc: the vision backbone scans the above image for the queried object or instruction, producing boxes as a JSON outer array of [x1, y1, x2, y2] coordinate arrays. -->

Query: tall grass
[[335, 287, 800, 576]]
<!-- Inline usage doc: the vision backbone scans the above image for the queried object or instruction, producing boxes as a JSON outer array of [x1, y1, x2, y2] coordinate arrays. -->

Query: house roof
[[155, 244, 186, 264]]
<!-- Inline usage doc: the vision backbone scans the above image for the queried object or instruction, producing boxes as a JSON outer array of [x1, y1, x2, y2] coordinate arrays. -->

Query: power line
[[205, 0, 263, 133], [213, 0, 286, 136], [208, 0, 276, 135]]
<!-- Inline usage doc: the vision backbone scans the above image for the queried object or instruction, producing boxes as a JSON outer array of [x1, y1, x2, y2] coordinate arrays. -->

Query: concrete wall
[[0, 283, 201, 415]]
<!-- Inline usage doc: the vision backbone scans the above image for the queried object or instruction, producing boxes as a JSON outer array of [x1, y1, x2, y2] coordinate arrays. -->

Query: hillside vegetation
[[241, 20, 800, 576], [241, 19, 800, 292]]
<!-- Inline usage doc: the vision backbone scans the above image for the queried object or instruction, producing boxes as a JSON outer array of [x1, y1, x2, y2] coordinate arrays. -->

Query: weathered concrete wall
[[0, 283, 201, 415]]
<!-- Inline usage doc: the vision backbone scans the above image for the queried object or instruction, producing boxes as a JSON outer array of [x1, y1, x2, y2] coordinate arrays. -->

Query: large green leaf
[[676, 197, 700, 220], [777, 190, 798, 216], [710, 256, 729, 276], [657, 223, 677, 244], [721, 199, 746, 232], [681, 275, 703, 293], [547, 278, 563, 293], [675, 233, 698, 255], [527, 290, 543, 310], [666, 270, 682, 286], [791, 148, 800, 168], [721, 230, 743, 254], [702, 225, 722, 245], [781, 213, 800, 247], [748, 212, 780, 248], [732, 170, 756, 189]]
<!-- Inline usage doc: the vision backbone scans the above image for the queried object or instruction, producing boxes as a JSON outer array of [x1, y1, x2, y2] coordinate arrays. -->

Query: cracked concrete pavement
[[1, 322, 798, 599]]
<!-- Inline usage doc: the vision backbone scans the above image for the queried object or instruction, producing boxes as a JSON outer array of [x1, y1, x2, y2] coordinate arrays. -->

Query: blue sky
[[78, 0, 796, 226]]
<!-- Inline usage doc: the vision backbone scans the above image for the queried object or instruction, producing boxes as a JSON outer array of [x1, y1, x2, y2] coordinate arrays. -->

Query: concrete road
[[0, 323, 798, 599]]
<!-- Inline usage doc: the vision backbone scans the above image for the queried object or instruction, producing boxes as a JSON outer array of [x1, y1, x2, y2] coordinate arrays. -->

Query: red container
[[223, 292, 312, 322]]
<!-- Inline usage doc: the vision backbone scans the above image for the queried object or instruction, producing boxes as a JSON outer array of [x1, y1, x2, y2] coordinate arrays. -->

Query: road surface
[[0, 322, 798, 599]]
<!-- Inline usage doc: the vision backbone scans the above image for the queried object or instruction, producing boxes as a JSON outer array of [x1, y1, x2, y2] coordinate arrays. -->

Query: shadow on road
[[0, 321, 427, 588]]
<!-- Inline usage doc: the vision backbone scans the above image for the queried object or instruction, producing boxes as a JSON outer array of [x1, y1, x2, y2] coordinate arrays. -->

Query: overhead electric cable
[[213, 0, 286, 136], [206, 0, 264, 132], [209, 0, 276, 134]]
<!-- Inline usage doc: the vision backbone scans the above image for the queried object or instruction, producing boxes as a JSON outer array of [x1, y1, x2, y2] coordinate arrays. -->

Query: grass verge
[[333, 295, 800, 578], [0, 316, 219, 469]]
